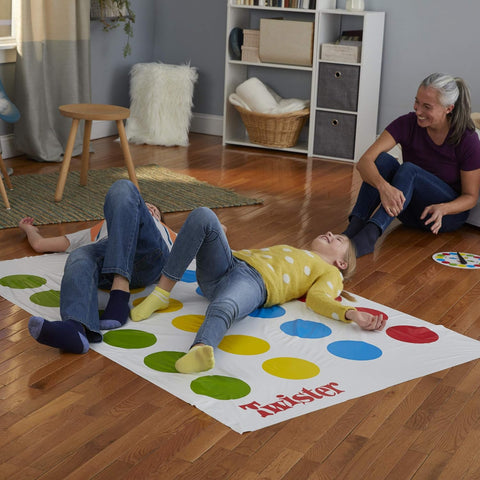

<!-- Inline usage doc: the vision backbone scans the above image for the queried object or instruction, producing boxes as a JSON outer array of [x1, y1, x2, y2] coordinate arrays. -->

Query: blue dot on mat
[[181, 270, 197, 283], [327, 340, 382, 361], [249, 305, 285, 318], [281, 319, 332, 339], [196, 286, 204, 297]]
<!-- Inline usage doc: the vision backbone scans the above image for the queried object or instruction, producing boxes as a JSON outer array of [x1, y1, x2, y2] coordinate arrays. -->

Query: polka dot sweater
[[233, 245, 355, 323]]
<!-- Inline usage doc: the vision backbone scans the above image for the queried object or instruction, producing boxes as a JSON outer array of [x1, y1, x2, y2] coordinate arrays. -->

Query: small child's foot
[[99, 289, 130, 330], [28, 317, 89, 354], [130, 286, 170, 322], [175, 345, 215, 373]]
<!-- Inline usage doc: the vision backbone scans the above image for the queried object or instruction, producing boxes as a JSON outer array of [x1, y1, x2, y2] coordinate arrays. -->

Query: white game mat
[[1, 253, 479, 433]]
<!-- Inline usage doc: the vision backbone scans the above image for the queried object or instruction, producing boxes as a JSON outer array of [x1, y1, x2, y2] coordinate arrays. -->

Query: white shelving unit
[[310, 9, 385, 162], [223, 0, 336, 155], [222, 2, 385, 162]]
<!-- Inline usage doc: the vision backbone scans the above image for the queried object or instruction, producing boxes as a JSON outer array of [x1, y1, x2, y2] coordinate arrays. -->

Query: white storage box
[[259, 19, 314, 67], [321, 43, 362, 63]]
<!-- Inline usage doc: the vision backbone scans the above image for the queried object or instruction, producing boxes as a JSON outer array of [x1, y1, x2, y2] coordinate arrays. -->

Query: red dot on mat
[[386, 325, 439, 344], [356, 307, 388, 321]]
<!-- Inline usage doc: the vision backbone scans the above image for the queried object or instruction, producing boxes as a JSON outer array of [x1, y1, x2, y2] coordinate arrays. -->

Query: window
[[0, 0, 13, 39], [0, 0, 16, 63]]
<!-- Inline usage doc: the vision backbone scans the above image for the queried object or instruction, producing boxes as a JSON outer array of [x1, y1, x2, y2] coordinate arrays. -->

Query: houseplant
[[90, 0, 135, 57]]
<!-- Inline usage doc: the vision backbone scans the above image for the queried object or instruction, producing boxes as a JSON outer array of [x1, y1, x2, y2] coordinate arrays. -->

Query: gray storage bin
[[313, 111, 357, 159], [317, 63, 360, 112]]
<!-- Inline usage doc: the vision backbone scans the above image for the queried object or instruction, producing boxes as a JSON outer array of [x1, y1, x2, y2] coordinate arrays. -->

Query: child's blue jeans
[[60, 180, 170, 341], [162, 207, 267, 349]]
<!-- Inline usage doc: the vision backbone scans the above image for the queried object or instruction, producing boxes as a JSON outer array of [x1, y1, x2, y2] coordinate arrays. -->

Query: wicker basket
[[233, 105, 310, 148]]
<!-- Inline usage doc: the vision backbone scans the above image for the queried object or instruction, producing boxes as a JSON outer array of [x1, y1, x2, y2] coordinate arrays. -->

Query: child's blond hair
[[341, 236, 356, 280]]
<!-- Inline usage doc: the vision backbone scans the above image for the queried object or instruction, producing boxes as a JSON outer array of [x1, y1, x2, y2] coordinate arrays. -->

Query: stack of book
[[235, 0, 317, 8], [241, 29, 260, 62]]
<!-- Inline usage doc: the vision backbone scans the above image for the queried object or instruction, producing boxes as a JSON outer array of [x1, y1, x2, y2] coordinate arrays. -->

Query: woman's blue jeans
[[60, 180, 170, 341], [162, 207, 267, 349], [350, 153, 469, 233]]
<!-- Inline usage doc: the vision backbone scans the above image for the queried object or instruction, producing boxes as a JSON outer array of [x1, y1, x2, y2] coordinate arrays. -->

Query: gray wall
[[364, 0, 480, 130], [90, 0, 157, 106], [153, 0, 227, 116], [1, 0, 480, 138], [153, 0, 480, 131]]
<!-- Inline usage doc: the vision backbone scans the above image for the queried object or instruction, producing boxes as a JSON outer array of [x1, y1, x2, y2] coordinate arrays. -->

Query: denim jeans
[[60, 180, 170, 341], [162, 207, 267, 349], [351, 153, 469, 233]]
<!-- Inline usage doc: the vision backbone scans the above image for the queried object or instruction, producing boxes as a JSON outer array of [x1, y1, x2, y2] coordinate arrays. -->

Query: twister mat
[[1, 253, 480, 433]]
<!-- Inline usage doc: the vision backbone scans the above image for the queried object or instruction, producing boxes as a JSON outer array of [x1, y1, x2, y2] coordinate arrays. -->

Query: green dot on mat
[[190, 375, 251, 400], [0, 274, 47, 289], [103, 329, 157, 349], [29, 290, 60, 307], [144, 351, 185, 373]]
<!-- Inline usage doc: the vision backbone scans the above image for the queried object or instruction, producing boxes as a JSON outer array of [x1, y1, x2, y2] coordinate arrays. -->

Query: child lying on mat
[[26, 180, 176, 355], [130, 207, 387, 374]]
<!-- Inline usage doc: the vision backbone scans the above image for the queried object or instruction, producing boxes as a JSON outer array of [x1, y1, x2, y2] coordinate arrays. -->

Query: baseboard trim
[[91, 113, 223, 139], [0, 133, 21, 159], [1, 113, 223, 158], [91, 120, 118, 140], [190, 113, 223, 136]]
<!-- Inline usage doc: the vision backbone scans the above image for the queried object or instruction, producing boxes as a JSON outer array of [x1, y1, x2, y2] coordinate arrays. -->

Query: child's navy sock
[[343, 215, 367, 238], [99, 289, 130, 330], [28, 317, 89, 354], [351, 222, 382, 257]]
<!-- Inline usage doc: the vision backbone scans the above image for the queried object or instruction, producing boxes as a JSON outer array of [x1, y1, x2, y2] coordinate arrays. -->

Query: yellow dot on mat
[[262, 357, 320, 380], [218, 335, 270, 355], [132, 297, 183, 313], [172, 314, 205, 332]]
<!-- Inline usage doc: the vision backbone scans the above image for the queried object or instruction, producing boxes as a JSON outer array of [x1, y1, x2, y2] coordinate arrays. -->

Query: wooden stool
[[0, 151, 12, 209], [55, 103, 139, 202]]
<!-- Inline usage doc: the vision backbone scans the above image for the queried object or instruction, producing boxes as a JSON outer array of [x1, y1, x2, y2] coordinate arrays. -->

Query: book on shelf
[[234, 0, 316, 8]]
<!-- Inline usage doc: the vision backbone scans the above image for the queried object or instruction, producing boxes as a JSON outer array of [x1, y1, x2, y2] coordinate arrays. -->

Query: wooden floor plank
[[1, 134, 479, 479]]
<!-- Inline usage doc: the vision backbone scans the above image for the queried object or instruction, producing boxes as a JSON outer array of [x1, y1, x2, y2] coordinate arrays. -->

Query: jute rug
[[0, 165, 262, 229]]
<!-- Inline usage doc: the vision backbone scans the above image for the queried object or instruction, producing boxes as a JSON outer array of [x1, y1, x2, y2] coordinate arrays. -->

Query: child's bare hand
[[346, 309, 387, 331], [19, 217, 39, 233], [18, 217, 35, 230], [19, 216, 34, 226]]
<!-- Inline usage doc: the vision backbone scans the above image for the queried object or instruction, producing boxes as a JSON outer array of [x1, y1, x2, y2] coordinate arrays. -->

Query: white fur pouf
[[125, 62, 198, 146]]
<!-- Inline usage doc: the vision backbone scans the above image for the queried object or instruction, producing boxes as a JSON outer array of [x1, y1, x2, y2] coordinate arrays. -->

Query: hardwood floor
[[1, 133, 480, 479]]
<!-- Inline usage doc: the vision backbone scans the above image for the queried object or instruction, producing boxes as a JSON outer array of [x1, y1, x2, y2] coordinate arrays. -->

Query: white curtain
[[14, 0, 91, 162]]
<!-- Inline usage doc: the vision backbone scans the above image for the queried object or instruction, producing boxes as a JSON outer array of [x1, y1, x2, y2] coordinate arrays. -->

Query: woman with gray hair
[[343, 73, 480, 256]]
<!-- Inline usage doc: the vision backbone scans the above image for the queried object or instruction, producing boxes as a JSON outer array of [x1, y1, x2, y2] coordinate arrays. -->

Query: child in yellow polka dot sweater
[[131, 207, 386, 373]]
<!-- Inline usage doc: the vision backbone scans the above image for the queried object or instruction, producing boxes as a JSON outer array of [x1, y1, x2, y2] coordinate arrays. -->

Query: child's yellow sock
[[175, 345, 215, 373], [130, 286, 170, 322]]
